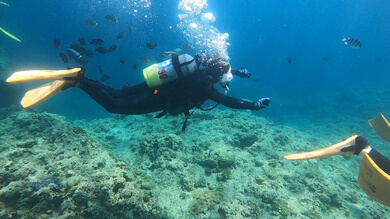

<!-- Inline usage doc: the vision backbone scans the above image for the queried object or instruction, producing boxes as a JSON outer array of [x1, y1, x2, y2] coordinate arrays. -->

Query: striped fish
[[342, 36, 362, 49]]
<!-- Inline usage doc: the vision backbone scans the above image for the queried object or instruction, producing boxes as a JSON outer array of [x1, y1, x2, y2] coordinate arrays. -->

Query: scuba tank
[[143, 54, 198, 88]]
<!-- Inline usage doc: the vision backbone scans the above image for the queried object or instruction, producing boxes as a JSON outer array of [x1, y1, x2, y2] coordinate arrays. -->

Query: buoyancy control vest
[[143, 54, 198, 88]]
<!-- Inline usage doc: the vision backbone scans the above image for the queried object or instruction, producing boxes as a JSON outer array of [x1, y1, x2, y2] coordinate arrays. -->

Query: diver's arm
[[208, 87, 258, 110]]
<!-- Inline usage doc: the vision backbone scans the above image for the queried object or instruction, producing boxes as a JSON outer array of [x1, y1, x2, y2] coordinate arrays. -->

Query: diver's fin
[[284, 135, 359, 160], [6, 68, 81, 83], [369, 113, 390, 143], [21, 80, 71, 108], [358, 153, 390, 207]]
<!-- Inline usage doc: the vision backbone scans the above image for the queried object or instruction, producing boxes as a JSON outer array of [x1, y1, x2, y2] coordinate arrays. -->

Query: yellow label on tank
[[143, 64, 163, 88]]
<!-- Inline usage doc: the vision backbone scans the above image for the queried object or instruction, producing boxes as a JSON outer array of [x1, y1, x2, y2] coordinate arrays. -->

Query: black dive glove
[[254, 98, 270, 110], [232, 68, 251, 78]]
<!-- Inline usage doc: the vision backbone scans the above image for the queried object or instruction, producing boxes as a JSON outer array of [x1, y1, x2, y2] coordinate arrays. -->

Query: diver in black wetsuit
[[74, 55, 270, 125], [6, 53, 270, 130]]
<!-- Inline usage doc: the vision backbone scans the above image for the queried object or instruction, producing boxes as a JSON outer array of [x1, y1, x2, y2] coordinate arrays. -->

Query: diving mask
[[219, 66, 233, 88]]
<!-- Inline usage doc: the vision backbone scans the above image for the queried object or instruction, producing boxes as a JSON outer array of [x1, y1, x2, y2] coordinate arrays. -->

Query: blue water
[[1, 0, 390, 134]]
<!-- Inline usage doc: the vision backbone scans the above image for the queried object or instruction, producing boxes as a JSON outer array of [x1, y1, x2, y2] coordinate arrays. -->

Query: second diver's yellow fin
[[21, 80, 71, 108], [6, 68, 81, 83], [369, 113, 390, 143], [284, 135, 360, 160], [358, 153, 390, 207]]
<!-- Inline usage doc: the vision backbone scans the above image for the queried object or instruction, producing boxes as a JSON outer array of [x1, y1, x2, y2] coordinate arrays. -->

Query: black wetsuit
[[78, 70, 257, 117]]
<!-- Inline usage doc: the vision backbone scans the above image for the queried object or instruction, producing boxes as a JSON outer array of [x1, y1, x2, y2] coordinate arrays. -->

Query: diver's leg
[[78, 79, 162, 115], [369, 149, 390, 175]]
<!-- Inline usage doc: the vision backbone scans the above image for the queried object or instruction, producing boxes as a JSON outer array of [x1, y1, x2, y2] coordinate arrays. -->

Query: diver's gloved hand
[[238, 68, 251, 78], [232, 67, 251, 78], [254, 98, 270, 110]]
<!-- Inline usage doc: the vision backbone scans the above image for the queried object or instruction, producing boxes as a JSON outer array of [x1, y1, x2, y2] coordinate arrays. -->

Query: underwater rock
[[66, 176, 80, 187], [189, 190, 223, 216], [141, 181, 154, 190], [0, 109, 165, 218], [197, 147, 236, 172], [272, 200, 291, 217]]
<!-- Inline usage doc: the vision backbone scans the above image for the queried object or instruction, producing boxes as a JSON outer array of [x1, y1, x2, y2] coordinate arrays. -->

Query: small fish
[[108, 44, 117, 52], [286, 57, 292, 64], [159, 51, 180, 59], [252, 79, 260, 83], [53, 39, 60, 49], [129, 26, 134, 34], [66, 48, 83, 62], [180, 43, 194, 51], [70, 44, 86, 54], [105, 14, 118, 23], [90, 38, 104, 45], [133, 64, 137, 70], [95, 47, 108, 54], [117, 31, 124, 39], [100, 74, 110, 82], [376, 58, 383, 63], [59, 53, 68, 63], [322, 57, 329, 61], [146, 42, 157, 49], [139, 56, 150, 64], [120, 56, 126, 64], [342, 36, 362, 49], [78, 38, 86, 45], [84, 50, 95, 57], [84, 19, 98, 28], [98, 65, 103, 73]]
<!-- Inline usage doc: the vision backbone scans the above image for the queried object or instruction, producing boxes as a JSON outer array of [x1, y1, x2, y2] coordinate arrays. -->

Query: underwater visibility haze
[[1, 0, 390, 218]]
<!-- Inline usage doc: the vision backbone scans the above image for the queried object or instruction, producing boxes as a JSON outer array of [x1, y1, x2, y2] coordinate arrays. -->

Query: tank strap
[[172, 56, 197, 79], [199, 102, 219, 111], [172, 56, 184, 79]]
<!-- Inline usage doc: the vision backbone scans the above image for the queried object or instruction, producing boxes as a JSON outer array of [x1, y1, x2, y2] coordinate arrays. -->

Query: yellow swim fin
[[368, 113, 390, 143], [6, 68, 81, 83], [284, 135, 361, 160], [20, 80, 72, 108], [358, 152, 390, 207]]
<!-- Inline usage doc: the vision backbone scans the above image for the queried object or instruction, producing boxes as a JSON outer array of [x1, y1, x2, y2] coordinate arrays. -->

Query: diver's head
[[205, 56, 233, 88]]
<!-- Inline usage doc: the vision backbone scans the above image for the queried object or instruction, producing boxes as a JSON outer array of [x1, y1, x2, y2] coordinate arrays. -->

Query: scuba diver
[[285, 112, 390, 207], [6, 53, 270, 130]]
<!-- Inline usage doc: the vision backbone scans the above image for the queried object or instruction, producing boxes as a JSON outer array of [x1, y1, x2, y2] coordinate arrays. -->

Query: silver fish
[[84, 19, 98, 28], [105, 14, 118, 23], [159, 51, 180, 58], [342, 36, 362, 49]]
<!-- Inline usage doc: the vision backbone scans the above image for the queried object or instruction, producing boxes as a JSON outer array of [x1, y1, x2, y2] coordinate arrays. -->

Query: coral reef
[[0, 107, 165, 218], [1, 107, 389, 218]]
